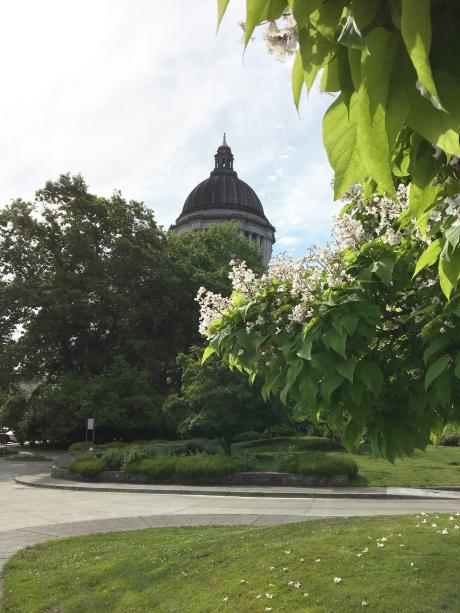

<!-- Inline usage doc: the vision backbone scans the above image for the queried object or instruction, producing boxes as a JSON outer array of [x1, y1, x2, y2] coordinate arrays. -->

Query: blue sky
[[0, 0, 340, 257]]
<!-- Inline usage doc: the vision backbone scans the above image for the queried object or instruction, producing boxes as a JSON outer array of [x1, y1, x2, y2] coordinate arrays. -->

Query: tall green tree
[[0, 174, 178, 385], [164, 347, 288, 454]]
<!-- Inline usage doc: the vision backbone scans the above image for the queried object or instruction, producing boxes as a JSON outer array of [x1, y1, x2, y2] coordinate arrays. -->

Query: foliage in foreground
[[3, 515, 460, 612], [207, 2, 460, 460]]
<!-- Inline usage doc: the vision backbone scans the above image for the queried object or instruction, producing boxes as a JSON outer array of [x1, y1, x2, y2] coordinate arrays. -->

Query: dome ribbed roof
[[176, 136, 269, 223]]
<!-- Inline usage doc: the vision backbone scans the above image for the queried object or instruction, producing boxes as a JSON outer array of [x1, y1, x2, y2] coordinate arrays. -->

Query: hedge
[[279, 452, 358, 477]]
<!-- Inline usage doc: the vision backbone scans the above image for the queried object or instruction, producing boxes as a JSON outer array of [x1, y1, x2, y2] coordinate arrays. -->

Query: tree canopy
[[0, 175, 264, 442], [199, 0, 460, 459]]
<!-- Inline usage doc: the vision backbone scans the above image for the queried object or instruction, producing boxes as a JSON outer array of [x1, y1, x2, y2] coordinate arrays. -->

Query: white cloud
[[0, 0, 336, 248]]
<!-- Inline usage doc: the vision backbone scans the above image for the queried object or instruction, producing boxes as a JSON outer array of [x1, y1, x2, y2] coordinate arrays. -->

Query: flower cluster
[[195, 287, 232, 336], [263, 11, 298, 61]]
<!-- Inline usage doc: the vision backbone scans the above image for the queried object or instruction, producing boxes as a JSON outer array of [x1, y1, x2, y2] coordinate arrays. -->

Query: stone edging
[[51, 466, 350, 487]]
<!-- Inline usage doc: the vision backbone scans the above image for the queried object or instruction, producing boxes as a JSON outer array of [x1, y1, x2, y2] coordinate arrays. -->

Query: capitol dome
[[173, 135, 275, 267]]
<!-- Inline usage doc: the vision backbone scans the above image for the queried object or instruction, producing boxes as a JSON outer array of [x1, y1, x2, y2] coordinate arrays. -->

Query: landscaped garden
[[3, 513, 460, 612], [56, 435, 460, 488]]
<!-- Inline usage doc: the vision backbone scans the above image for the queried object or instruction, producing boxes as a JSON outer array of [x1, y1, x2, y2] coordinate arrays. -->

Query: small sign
[[87, 418, 95, 430]]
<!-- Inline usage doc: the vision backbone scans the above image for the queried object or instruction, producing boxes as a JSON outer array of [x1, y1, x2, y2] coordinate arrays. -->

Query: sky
[[0, 0, 341, 257]]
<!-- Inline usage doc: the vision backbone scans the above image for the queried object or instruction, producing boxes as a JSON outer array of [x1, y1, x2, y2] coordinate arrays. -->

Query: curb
[[14, 476, 460, 500]]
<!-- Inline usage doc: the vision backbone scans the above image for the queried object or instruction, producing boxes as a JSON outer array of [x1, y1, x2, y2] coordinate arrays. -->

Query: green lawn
[[3, 514, 460, 612], [235, 438, 460, 487]]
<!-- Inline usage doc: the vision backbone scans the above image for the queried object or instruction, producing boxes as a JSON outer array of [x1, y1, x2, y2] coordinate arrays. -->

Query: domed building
[[172, 135, 275, 267]]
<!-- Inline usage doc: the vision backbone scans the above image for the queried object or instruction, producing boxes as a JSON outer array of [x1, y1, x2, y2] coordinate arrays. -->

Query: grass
[[3, 514, 460, 612], [235, 438, 460, 487]]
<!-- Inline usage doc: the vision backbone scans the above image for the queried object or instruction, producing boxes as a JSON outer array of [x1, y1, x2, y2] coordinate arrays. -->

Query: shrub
[[70, 456, 107, 477], [128, 454, 246, 483], [99, 448, 124, 471], [234, 431, 265, 443], [437, 432, 460, 447], [279, 452, 358, 478], [120, 444, 156, 470], [69, 441, 94, 453]]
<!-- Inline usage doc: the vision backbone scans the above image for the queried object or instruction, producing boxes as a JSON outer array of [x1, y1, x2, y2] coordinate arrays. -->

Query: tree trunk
[[221, 439, 232, 455]]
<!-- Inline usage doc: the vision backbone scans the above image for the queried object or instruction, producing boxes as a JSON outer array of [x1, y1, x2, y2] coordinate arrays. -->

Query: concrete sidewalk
[[15, 473, 460, 500]]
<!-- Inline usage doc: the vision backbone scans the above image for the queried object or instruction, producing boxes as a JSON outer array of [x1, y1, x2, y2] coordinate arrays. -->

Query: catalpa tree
[[198, 0, 460, 459]]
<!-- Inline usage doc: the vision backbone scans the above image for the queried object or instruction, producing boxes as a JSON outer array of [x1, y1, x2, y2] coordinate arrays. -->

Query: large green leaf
[[310, 0, 347, 41], [369, 258, 395, 285], [357, 28, 399, 194], [423, 336, 450, 365], [323, 93, 364, 198], [298, 26, 334, 93], [320, 373, 344, 403], [439, 247, 460, 300], [298, 374, 318, 407], [386, 42, 410, 152], [413, 238, 443, 277], [401, 150, 441, 224], [217, 0, 231, 31], [351, 0, 381, 29], [425, 354, 450, 390], [288, 0, 321, 26], [244, 0, 287, 44], [355, 360, 383, 395], [336, 359, 357, 383], [406, 70, 460, 157], [401, 0, 442, 109], [201, 345, 216, 364], [292, 51, 304, 110]]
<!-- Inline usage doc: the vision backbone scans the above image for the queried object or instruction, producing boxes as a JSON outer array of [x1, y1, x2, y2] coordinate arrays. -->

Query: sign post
[[86, 418, 95, 446]]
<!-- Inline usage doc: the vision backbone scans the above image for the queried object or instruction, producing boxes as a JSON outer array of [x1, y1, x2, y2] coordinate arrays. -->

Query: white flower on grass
[[421, 519, 427, 524], [240, 579, 247, 584], [356, 553, 362, 558], [315, 558, 321, 563], [284, 550, 291, 554], [362, 547, 368, 553], [300, 558, 304, 562], [450, 516, 455, 521], [283, 567, 288, 572], [454, 525, 459, 530], [442, 528, 449, 535], [265, 608, 272, 612], [334, 577, 342, 584], [432, 523, 438, 528], [304, 593, 309, 597], [256, 594, 262, 599], [223, 596, 229, 602], [266, 593, 273, 599], [377, 542, 384, 548], [294, 581, 301, 589], [362, 602, 369, 607], [269, 566, 275, 570]]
